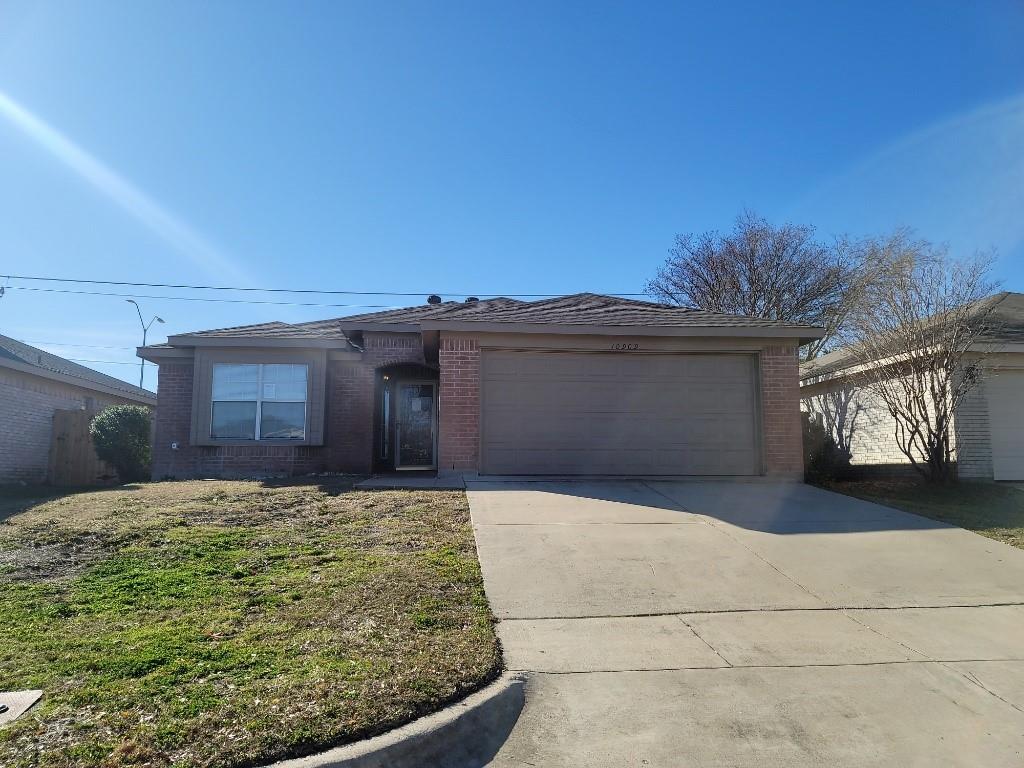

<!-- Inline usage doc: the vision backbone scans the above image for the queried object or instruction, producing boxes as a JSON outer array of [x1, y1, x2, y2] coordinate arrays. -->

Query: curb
[[267, 672, 527, 768]]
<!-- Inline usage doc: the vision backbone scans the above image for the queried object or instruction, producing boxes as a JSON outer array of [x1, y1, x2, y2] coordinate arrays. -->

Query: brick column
[[760, 345, 804, 478], [438, 336, 480, 472], [151, 362, 196, 480]]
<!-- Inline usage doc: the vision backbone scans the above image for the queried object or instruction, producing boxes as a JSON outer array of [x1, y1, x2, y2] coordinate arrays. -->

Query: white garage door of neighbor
[[987, 370, 1024, 481], [480, 351, 760, 476]]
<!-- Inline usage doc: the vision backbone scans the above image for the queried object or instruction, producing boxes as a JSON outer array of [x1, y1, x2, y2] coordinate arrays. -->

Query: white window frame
[[211, 363, 308, 441]]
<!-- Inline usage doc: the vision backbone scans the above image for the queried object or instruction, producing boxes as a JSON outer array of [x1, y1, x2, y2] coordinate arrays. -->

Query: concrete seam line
[[264, 672, 527, 768]]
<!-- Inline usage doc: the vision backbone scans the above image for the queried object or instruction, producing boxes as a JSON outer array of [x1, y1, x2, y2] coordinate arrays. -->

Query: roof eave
[[419, 319, 825, 341], [165, 334, 352, 349], [335, 322, 423, 333]]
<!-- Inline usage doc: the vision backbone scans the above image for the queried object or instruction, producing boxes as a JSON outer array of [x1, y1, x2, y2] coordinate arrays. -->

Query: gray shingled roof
[[172, 293, 821, 345], [184, 320, 349, 340], [418, 293, 822, 329], [325, 297, 525, 326], [800, 291, 1024, 381], [329, 293, 819, 330], [0, 334, 155, 400]]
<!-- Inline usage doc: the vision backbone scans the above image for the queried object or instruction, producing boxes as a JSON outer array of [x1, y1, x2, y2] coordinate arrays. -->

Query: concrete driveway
[[468, 480, 1024, 767]]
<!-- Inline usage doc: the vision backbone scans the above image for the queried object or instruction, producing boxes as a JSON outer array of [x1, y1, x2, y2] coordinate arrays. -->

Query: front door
[[396, 382, 437, 469]]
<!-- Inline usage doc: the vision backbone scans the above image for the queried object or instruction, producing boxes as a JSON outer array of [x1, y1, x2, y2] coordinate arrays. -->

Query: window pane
[[261, 364, 307, 401], [213, 364, 259, 400], [260, 402, 305, 439], [211, 401, 257, 439]]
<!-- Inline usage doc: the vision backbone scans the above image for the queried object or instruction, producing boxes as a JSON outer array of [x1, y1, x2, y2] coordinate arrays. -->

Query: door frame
[[394, 379, 438, 470]]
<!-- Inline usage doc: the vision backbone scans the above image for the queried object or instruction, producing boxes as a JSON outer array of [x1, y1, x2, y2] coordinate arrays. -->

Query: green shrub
[[90, 405, 152, 483], [802, 411, 852, 483]]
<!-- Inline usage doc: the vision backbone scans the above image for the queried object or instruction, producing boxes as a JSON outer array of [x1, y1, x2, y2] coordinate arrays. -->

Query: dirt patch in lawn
[[821, 478, 1024, 550], [0, 479, 501, 768]]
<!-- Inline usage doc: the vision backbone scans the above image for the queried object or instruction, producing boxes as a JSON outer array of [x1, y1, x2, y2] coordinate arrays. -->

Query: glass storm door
[[396, 382, 436, 469]]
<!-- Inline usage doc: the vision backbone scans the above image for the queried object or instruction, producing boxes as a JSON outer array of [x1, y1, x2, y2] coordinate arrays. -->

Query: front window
[[211, 363, 307, 440]]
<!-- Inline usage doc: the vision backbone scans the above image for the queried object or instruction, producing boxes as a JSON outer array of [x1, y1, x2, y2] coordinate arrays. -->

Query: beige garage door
[[480, 351, 760, 475], [987, 370, 1024, 481]]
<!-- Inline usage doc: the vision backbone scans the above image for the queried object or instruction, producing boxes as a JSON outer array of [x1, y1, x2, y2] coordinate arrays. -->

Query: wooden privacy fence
[[47, 409, 117, 486]]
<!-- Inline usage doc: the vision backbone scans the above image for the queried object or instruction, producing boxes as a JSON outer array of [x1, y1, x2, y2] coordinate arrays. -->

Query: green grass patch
[[821, 478, 1024, 550], [0, 480, 500, 768]]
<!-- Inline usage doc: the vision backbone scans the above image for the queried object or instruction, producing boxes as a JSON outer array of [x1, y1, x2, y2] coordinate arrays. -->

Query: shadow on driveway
[[465, 478, 947, 534]]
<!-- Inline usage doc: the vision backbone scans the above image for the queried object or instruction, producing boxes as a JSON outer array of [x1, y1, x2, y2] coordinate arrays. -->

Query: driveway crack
[[677, 614, 733, 667]]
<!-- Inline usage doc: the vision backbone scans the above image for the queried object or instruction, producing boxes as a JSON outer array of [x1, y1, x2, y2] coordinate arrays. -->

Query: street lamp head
[[156, 317, 165, 324], [126, 298, 138, 306]]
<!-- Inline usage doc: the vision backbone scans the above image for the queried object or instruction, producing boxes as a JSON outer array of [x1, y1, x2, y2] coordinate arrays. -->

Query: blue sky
[[1, 1, 1022, 390]]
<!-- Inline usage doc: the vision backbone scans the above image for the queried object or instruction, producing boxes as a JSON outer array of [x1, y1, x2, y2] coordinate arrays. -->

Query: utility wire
[[3, 285, 399, 308], [21, 340, 136, 350], [68, 358, 139, 366], [1, 273, 653, 299]]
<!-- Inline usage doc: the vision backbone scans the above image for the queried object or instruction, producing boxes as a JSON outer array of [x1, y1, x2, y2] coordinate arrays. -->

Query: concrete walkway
[[467, 480, 1024, 767]]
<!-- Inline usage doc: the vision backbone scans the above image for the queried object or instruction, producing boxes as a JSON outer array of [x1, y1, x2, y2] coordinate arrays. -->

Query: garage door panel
[[480, 351, 760, 475]]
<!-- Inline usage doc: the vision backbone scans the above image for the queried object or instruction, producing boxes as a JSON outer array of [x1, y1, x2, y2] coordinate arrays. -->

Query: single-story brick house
[[138, 293, 822, 480], [0, 334, 157, 484], [800, 291, 1024, 481]]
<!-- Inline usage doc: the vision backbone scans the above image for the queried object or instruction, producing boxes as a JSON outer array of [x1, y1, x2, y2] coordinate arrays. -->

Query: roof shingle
[[0, 334, 155, 400], [329, 293, 820, 331], [800, 291, 1024, 380]]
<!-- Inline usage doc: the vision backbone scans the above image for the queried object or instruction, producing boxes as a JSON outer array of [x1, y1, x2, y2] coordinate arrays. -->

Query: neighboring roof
[[800, 291, 1024, 381], [0, 334, 156, 402]]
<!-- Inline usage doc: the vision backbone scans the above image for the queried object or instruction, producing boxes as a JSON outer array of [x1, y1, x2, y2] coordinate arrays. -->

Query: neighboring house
[[138, 293, 822, 480], [800, 291, 1024, 481], [0, 334, 157, 483]]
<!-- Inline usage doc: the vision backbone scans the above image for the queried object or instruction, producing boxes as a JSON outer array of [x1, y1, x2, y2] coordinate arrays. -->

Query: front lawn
[[821, 478, 1024, 550], [0, 480, 500, 768]]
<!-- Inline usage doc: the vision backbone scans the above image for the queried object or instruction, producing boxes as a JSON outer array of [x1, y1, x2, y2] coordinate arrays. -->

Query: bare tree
[[647, 211, 857, 359], [846, 234, 1000, 484]]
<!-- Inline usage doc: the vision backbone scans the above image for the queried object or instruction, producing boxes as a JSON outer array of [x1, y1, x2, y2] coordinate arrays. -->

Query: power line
[[1, 273, 653, 299], [3, 285, 400, 308], [68, 358, 138, 366], [21, 340, 136, 350]]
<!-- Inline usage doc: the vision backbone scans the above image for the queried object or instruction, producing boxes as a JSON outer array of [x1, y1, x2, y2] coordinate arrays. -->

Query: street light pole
[[127, 299, 164, 389]]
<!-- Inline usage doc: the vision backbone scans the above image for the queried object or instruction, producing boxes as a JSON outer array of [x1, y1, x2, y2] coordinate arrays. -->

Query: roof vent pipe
[[427, 294, 442, 305]]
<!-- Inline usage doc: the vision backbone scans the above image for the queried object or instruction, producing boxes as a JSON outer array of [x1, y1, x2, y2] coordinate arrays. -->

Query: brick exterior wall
[[152, 333, 809, 479], [0, 367, 142, 483], [802, 370, 996, 479], [151, 334, 427, 479], [759, 345, 804, 477], [808, 388, 913, 468], [437, 336, 480, 472], [326, 333, 427, 474]]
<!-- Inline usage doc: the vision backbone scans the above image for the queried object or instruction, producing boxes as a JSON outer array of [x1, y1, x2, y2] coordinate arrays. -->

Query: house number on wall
[[611, 343, 639, 351]]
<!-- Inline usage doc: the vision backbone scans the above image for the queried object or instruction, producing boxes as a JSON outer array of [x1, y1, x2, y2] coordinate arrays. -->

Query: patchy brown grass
[[0, 479, 500, 768], [821, 478, 1024, 550]]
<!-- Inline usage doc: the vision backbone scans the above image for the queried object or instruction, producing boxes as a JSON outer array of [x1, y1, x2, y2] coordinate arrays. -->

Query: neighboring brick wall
[[151, 334, 427, 479], [0, 368, 139, 483], [438, 336, 480, 472], [802, 371, 995, 479], [760, 345, 804, 477], [953, 379, 992, 479], [852, 390, 914, 466], [803, 386, 912, 467]]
